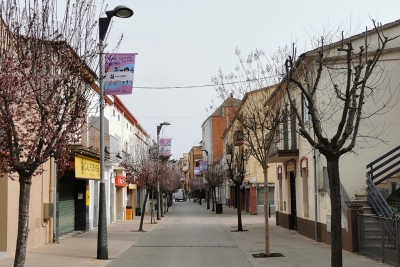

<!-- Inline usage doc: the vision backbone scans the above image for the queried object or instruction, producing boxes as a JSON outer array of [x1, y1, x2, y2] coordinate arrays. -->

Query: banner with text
[[159, 138, 172, 156], [104, 53, 136, 95], [199, 160, 208, 171]]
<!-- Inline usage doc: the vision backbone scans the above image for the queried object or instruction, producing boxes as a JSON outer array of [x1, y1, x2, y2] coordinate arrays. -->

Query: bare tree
[[0, 1, 104, 266], [212, 48, 285, 254], [225, 147, 249, 231], [281, 20, 400, 267]]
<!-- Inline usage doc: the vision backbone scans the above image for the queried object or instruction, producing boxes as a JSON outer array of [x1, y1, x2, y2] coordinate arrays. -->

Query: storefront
[[57, 152, 100, 236], [114, 174, 128, 221]]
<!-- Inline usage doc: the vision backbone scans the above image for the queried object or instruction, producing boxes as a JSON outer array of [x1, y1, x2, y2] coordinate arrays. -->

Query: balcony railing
[[268, 127, 299, 163]]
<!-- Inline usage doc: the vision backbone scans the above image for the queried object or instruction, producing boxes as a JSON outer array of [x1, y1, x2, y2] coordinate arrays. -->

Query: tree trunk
[[199, 190, 202, 205], [212, 187, 215, 211], [150, 189, 154, 224], [327, 156, 342, 267], [14, 175, 32, 267], [263, 168, 270, 256], [139, 188, 149, 232], [236, 185, 243, 231], [207, 186, 212, 210], [160, 192, 164, 216]]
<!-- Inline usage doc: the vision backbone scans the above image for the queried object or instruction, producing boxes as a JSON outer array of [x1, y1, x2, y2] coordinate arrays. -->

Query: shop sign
[[75, 155, 100, 180], [115, 175, 127, 187], [128, 184, 137, 189]]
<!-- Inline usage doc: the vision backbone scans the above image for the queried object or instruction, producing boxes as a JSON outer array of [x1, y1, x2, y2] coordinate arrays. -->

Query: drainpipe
[[313, 145, 318, 242], [49, 157, 53, 243], [49, 154, 57, 243]]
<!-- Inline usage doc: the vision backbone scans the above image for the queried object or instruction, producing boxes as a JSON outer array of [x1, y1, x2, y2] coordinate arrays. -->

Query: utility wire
[[134, 84, 215, 89], [132, 75, 280, 90], [137, 116, 206, 119]]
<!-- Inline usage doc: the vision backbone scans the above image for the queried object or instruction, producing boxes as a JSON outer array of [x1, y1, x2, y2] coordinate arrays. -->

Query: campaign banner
[[104, 53, 137, 95], [194, 167, 200, 175], [159, 138, 172, 156], [199, 160, 208, 171]]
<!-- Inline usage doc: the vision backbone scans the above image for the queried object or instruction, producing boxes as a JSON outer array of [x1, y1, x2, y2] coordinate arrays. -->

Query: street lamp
[[157, 122, 171, 220], [97, 5, 133, 260], [201, 149, 210, 209]]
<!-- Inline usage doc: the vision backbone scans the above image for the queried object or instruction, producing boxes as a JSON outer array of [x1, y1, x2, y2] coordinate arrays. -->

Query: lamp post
[[157, 121, 171, 220], [201, 149, 210, 209], [97, 5, 133, 260]]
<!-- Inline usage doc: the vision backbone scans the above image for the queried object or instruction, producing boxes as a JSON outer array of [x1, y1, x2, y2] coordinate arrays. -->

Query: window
[[118, 114, 120, 121], [322, 166, 329, 192], [302, 94, 309, 123], [113, 109, 115, 116]]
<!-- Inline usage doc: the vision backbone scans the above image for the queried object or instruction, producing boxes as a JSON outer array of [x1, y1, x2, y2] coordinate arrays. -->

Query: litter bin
[[216, 203, 223, 214], [135, 207, 141, 216], [126, 206, 133, 220]]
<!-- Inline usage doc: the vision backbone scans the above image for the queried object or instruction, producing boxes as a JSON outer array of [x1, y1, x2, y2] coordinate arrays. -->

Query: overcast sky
[[100, 0, 399, 160]]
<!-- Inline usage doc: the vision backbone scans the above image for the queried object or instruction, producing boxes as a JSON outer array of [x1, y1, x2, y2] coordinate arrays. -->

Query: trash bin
[[126, 206, 133, 220], [135, 207, 141, 216], [216, 203, 223, 214]]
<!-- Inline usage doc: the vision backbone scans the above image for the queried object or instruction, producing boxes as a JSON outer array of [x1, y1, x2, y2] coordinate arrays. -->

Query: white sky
[[100, 0, 400, 160]]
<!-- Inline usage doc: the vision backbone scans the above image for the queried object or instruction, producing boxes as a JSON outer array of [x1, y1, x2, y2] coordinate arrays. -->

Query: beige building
[[273, 19, 400, 251], [221, 88, 276, 214]]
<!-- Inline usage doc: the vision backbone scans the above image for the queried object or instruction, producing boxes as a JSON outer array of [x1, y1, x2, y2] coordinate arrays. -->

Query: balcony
[[81, 125, 110, 154], [233, 130, 244, 146], [268, 129, 299, 163]]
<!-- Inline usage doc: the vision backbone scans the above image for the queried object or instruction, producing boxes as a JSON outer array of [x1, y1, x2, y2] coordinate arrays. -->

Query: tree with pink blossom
[[0, 1, 101, 265], [204, 165, 225, 211]]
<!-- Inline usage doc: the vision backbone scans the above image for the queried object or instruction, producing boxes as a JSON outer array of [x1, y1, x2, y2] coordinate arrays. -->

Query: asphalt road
[[107, 200, 254, 267]]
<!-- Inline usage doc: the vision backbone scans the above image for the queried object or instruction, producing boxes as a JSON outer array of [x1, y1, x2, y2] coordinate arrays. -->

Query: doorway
[[289, 172, 297, 230]]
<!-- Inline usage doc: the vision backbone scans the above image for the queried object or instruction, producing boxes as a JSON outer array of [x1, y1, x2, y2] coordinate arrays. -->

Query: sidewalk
[[0, 202, 394, 267], [0, 211, 163, 267], [203, 202, 392, 267]]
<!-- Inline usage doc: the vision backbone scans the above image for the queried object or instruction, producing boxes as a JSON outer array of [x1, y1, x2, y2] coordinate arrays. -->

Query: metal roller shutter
[[58, 172, 75, 235]]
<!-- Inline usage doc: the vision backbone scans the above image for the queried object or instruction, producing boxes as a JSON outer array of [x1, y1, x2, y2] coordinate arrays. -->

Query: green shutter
[[58, 173, 75, 235]]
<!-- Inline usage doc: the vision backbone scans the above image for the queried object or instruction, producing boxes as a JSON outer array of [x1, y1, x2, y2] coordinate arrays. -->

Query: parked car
[[173, 189, 186, 201]]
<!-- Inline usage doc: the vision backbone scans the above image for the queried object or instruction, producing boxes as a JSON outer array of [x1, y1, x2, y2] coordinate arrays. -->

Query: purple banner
[[199, 160, 207, 171], [159, 138, 172, 156], [104, 53, 136, 95]]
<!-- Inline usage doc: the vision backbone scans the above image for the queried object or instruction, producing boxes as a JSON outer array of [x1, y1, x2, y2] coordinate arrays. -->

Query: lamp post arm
[[99, 17, 112, 41]]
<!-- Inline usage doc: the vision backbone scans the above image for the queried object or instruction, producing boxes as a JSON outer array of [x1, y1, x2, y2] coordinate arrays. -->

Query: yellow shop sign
[[75, 155, 100, 180]]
